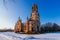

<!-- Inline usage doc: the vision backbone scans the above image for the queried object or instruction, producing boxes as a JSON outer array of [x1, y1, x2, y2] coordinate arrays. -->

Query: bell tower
[[30, 4, 40, 32], [30, 4, 40, 21], [32, 4, 38, 12]]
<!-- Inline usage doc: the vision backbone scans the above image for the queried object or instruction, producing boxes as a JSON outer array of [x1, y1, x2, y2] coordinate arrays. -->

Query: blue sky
[[0, 0, 60, 29]]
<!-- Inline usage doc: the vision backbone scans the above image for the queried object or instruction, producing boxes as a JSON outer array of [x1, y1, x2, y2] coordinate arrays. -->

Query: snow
[[0, 32, 60, 40]]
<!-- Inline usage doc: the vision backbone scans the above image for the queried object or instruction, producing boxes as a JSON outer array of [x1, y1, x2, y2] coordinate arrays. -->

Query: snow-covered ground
[[0, 32, 60, 40]]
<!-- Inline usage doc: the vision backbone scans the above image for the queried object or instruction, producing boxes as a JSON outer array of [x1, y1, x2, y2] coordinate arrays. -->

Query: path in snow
[[0, 32, 60, 40]]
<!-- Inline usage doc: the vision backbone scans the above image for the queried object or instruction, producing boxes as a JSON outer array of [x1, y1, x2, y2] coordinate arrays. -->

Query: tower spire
[[18, 16, 21, 22], [32, 4, 38, 12], [27, 16, 28, 20], [18, 16, 20, 20]]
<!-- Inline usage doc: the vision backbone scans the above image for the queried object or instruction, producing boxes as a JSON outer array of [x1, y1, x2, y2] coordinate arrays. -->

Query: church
[[14, 4, 40, 34]]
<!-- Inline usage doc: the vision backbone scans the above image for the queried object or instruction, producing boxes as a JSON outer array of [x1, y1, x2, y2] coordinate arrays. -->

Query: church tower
[[30, 4, 40, 33], [14, 17, 22, 33], [23, 17, 29, 33]]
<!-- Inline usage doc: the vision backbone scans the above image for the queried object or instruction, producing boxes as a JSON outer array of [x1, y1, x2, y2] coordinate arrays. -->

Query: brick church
[[14, 4, 40, 34]]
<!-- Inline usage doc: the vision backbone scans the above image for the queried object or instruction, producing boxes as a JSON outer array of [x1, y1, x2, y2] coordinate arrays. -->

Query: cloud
[[2, 0, 16, 9]]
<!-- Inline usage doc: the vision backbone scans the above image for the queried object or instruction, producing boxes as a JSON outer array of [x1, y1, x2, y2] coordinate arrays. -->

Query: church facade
[[14, 4, 40, 34]]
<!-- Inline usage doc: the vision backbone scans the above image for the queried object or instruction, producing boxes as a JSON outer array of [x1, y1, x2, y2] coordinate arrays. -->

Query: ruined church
[[14, 4, 40, 34]]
